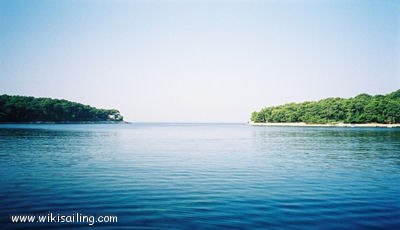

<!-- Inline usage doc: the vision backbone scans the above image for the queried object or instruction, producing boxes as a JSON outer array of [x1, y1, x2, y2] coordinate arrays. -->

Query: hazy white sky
[[1, 0, 399, 122]]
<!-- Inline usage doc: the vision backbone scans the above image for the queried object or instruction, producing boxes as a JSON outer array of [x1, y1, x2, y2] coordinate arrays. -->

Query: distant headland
[[251, 89, 400, 127], [0, 95, 123, 123]]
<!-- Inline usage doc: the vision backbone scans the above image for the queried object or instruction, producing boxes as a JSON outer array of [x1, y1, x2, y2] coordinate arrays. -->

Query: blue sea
[[0, 123, 399, 229]]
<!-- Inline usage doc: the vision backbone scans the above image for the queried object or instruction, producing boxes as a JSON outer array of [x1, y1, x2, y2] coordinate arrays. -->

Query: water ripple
[[0, 124, 399, 229]]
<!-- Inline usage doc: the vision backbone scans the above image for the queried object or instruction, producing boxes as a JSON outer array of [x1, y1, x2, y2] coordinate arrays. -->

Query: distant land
[[251, 89, 400, 125], [0, 95, 123, 123]]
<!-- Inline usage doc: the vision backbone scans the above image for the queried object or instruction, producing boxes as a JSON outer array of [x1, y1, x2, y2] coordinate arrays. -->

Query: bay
[[0, 123, 399, 229]]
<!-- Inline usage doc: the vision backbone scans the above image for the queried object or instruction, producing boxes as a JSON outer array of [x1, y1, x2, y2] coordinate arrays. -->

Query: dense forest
[[251, 89, 400, 124], [0, 95, 123, 122]]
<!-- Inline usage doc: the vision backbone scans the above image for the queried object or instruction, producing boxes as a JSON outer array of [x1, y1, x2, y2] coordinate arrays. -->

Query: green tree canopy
[[0, 95, 123, 122], [251, 89, 400, 124]]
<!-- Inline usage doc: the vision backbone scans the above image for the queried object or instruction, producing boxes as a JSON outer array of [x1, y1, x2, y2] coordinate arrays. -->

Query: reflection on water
[[0, 124, 399, 229]]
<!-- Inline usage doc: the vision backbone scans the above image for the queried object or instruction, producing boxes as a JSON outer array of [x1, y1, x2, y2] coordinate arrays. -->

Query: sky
[[1, 0, 399, 122]]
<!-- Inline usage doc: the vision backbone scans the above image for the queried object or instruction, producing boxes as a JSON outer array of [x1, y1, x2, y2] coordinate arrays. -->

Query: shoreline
[[0, 121, 129, 124], [249, 122, 400, 128]]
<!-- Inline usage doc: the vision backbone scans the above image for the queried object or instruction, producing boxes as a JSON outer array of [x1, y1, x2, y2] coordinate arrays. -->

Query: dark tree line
[[251, 89, 400, 124], [0, 95, 123, 122]]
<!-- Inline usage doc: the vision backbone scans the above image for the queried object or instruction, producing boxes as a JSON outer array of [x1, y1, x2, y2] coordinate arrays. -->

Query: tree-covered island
[[0, 95, 123, 122], [251, 89, 400, 124]]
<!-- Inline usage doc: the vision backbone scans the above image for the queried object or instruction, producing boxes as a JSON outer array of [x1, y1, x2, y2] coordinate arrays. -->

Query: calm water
[[0, 123, 399, 229]]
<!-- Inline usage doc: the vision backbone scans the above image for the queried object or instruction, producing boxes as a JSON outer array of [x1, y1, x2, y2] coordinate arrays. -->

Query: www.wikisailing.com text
[[10, 212, 117, 226]]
